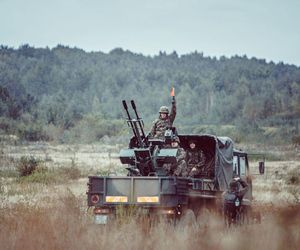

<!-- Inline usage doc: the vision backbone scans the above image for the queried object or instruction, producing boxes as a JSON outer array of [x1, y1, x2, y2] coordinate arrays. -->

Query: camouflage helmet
[[172, 136, 180, 143], [188, 139, 197, 145], [159, 106, 169, 114]]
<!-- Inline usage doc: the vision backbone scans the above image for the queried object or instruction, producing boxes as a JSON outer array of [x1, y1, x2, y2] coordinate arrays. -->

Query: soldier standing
[[150, 88, 176, 139], [163, 136, 188, 177], [223, 177, 249, 226], [186, 140, 206, 177]]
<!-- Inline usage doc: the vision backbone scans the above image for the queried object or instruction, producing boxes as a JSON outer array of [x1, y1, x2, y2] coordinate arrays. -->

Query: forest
[[0, 44, 300, 144]]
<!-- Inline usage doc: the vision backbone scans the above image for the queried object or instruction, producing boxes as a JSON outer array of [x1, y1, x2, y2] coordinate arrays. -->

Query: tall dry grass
[[1, 143, 300, 249], [1, 192, 299, 250]]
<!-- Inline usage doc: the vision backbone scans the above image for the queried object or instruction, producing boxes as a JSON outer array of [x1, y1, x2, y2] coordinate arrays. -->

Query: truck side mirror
[[259, 161, 265, 174]]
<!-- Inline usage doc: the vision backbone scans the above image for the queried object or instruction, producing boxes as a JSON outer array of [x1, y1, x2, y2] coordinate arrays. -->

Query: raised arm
[[169, 97, 176, 124]]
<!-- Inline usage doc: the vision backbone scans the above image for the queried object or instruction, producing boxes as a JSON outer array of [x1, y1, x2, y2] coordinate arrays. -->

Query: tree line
[[0, 44, 300, 144]]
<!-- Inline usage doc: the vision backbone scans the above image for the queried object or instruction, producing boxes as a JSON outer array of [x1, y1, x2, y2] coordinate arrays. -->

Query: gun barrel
[[130, 100, 146, 138], [131, 100, 144, 126], [130, 100, 136, 110], [133, 120, 143, 147], [122, 100, 138, 140], [122, 100, 128, 110]]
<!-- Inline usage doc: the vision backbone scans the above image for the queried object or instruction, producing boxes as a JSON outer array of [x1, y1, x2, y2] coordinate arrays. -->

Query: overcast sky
[[1, 0, 299, 65]]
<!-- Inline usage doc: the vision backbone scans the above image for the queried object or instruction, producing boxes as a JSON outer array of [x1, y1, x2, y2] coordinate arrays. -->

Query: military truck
[[86, 100, 263, 225]]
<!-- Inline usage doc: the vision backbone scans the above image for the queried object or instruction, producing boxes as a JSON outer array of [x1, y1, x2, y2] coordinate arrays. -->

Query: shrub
[[19, 168, 57, 184], [63, 115, 123, 143], [17, 166, 82, 184], [21, 123, 49, 141], [60, 166, 81, 180], [292, 135, 300, 145], [288, 186, 300, 203], [285, 168, 300, 185], [17, 156, 41, 177], [0, 179, 4, 194]]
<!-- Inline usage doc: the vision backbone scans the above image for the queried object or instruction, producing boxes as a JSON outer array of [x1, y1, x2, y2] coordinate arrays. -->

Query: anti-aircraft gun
[[119, 99, 178, 177], [87, 100, 263, 225]]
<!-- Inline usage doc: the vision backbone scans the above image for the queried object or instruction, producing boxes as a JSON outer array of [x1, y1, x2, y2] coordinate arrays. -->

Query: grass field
[[0, 142, 300, 250]]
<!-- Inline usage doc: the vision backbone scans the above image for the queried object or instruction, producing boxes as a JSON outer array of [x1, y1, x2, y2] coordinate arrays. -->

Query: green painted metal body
[[87, 176, 190, 208]]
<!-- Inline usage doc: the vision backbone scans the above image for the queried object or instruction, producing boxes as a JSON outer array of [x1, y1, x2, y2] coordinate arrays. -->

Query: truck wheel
[[177, 209, 197, 229], [148, 213, 176, 228]]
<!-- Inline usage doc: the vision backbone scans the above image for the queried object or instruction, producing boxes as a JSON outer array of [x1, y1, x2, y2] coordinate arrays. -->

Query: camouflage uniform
[[163, 136, 188, 177], [186, 149, 206, 177], [163, 148, 188, 177], [150, 99, 176, 139], [224, 178, 249, 200], [223, 178, 249, 225]]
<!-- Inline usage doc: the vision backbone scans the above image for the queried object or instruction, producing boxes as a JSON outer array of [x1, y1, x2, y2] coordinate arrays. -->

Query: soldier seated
[[163, 136, 188, 177], [186, 140, 206, 177]]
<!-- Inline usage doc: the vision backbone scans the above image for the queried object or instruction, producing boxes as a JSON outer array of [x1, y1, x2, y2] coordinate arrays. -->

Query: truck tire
[[177, 209, 197, 229]]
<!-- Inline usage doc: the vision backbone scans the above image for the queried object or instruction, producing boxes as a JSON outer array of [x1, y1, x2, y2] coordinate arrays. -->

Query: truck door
[[239, 155, 252, 202], [233, 155, 239, 175]]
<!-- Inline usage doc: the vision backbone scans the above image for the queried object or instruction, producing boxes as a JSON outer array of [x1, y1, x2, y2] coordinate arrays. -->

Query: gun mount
[[121, 100, 178, 176], [87, 99, 262, 226]]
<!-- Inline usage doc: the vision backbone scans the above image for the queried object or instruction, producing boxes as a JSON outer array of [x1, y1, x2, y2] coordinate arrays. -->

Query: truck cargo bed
[[87, 176, 190, 207]]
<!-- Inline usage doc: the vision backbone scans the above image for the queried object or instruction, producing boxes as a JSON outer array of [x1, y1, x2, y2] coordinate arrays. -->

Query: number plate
[[94, 215, 108, 225]]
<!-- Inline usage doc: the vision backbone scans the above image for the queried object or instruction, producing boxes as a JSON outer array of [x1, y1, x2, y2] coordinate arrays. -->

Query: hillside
[[0, 44, 300, 144]]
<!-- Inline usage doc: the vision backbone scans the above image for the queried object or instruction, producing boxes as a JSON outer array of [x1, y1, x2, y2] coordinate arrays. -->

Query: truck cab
[[233, 150, 252, 205]]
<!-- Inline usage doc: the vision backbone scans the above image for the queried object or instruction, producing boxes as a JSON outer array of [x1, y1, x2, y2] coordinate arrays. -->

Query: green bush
[[286, 168, 300, 185], [16, 122, 49, 141], [17, 166, 82, 184], [20, 168, 57, 184], [0, 179, 4, 194], [63, 115, 123, 143], [17, 156, 41, 177], [292, 135, 300, 145], [60, 166, 81, 180]]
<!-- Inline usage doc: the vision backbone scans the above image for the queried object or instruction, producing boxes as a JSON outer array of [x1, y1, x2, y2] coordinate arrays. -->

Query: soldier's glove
[[234, 177, 241, 181]]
